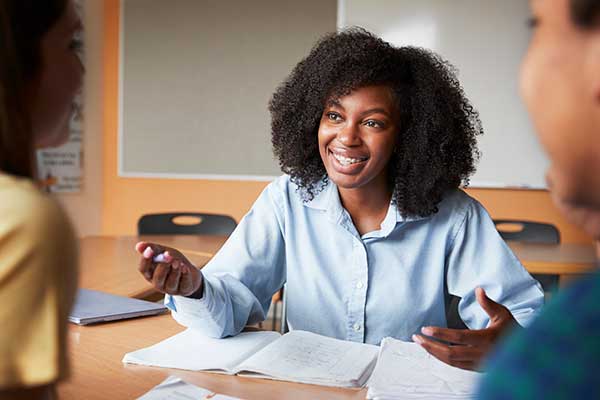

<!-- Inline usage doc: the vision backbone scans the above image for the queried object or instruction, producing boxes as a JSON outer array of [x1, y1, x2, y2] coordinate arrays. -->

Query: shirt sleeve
[[0, 188, 78, 388], [445, 200, 544, 329], [166, 182, 286, 338]]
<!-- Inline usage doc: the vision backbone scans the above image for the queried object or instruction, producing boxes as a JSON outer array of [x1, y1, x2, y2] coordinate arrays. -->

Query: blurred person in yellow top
[[0, 0, 83, 398]]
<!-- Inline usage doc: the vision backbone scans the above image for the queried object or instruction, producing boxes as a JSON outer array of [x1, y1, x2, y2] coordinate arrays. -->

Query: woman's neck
[[338, 182, 392, 236]]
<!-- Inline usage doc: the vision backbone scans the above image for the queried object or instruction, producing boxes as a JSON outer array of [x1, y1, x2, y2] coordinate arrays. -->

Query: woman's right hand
[[135, 242, 203, 297]]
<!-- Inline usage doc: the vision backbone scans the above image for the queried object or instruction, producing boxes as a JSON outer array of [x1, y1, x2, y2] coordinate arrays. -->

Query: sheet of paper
[[123, 329, 281, 373], [236, 330, 379, 387], [137, 376, 240, 400], [366, 337, 482, 399]]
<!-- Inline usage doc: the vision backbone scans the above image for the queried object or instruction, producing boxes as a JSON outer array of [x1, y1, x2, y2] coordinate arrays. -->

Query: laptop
[[69, 288, 168, 325]]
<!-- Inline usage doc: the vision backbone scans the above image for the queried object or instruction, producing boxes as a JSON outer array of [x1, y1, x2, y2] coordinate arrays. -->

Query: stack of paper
[[366, 338, 482, 400]]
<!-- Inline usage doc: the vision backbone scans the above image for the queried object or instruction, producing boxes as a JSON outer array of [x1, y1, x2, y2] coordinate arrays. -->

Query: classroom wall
[[54, 0, 104, 237], [98, 0, 592, 245]]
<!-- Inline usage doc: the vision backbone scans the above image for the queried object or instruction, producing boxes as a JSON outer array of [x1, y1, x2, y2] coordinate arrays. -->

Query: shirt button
[[353, 323, 362, 332], [356, 282, 364, 289]]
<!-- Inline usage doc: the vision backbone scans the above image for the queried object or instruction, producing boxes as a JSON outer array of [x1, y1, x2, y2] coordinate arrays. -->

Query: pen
[[153, 253, 168, 263]]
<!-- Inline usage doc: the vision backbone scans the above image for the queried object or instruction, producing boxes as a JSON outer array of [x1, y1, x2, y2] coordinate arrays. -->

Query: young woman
[[137, 29, 543, 371], [0, 0, 82, 398]]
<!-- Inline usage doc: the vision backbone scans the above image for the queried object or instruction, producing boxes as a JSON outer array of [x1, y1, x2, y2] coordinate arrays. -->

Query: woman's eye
[[526, 16, 539, 29], [69, 30, 84, 56], [364, 120, 382, 128], [69, 39, 83, 51], [69, 38, 83, 52], [326, 112, 342, 122]]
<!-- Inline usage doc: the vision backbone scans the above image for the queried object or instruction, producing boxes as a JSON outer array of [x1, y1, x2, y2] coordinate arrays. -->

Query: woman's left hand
[[412, 287, 517, 371]]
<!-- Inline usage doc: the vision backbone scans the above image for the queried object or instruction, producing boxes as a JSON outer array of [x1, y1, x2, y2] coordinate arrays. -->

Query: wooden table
[[507, 241, 597, 275]]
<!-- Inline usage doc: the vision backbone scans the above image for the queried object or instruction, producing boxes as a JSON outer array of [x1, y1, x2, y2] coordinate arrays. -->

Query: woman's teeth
[[332, 152, 367, 166]]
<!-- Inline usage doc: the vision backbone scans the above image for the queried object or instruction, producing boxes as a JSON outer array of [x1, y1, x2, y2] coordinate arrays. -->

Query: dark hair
[[570, 0, 600, 27], [0, 0, 67, 178], [269, 28, 481, 218]]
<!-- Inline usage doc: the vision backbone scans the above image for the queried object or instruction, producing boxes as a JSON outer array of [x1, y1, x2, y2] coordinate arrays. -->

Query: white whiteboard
[[340, 0, 549, 189]]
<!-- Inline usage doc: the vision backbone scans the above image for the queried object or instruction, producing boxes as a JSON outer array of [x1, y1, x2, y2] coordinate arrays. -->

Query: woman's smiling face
[[318, 85, 399, 194]]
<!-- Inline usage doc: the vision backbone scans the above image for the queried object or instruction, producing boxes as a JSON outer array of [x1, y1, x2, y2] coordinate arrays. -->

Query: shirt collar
[[304, 179, 429, 234], [304, 179, 345, 225]]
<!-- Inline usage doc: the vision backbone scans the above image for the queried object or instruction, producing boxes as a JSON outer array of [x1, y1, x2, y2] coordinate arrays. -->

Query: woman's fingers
[[152, 263, 171, 291], [135, 241, 166, 256], [165, 264, 181, 293], [420, 326, 489, 347], [135, 242, 198, 296], [412, 334, 483, 371], [136, 242, 181, 282], [135, 241, 147, 254], [138, 252, 155, 280]]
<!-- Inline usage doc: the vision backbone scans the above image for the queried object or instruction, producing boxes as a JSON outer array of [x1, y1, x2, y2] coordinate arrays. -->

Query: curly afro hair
[[269, 28, 482, 218]]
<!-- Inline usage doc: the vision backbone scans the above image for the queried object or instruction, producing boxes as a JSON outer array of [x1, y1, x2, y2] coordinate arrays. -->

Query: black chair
[[137, 212, 237, 236], [493, 219, 560, 244], [445, 220, 560, 329], [494, 219, 560, 295]]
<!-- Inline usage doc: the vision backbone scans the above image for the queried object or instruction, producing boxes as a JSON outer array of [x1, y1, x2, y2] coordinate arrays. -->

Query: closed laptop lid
[[69, 288, 168, 325]]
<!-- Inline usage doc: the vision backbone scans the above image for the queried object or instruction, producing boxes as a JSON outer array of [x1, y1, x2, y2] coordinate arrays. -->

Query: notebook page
[[367, 337, 482, 399], [123, 329, 281, 373], [235, 330, 379, 387]]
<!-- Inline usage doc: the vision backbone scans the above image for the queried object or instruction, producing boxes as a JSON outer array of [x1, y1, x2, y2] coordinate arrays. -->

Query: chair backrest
[[138, 213, 237, 236], [493, 220, 560, 244]]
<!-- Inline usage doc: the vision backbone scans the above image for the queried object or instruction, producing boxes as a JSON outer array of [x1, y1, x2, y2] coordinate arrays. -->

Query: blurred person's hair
[[570, 0, 600, 27], [0, 0, 67, 178]]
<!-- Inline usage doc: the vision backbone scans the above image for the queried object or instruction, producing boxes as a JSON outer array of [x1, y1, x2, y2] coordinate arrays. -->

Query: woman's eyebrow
[[325, 99, 343, 109], [64, 19, 83, 34], [359, 108, 391, 118]]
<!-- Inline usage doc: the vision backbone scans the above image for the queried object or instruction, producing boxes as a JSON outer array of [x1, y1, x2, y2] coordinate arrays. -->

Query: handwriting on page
[[280, 337, 346, 373], [238, 330, 378, 384]]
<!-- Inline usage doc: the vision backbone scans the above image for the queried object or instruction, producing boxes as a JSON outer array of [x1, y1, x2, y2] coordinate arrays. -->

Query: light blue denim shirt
[[166, 175, 543, 345]]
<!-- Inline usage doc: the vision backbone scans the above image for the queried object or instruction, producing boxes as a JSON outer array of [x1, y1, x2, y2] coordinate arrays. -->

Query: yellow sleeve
[[0, 177, 78, 389]]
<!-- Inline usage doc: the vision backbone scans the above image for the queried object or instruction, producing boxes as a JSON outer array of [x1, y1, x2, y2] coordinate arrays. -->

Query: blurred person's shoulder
[[477, 272, 600, 399], [0, 172, 77, 274]]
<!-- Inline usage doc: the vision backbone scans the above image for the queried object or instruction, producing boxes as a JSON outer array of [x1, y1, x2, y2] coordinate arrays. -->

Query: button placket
[[346, 239, 368, 342]]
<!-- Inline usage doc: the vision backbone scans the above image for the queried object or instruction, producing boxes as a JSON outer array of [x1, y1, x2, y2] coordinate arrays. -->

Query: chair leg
[[280, 287, 288, 334], [272, 300, 278, 331]]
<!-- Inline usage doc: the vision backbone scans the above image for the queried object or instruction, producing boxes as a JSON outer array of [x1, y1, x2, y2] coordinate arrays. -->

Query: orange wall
[[102, 0, 591, 244]]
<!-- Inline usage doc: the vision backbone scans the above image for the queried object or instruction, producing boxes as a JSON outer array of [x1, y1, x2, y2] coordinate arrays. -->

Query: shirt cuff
[[512, 308, 540, 328], [164, 272, 217, 319]]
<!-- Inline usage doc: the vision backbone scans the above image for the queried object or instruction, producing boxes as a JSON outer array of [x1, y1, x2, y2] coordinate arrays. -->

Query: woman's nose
[[336, 122, 361, 146]]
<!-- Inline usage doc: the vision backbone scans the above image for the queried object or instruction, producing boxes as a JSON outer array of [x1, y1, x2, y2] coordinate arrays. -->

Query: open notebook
[[123, 329, 379, 388]]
